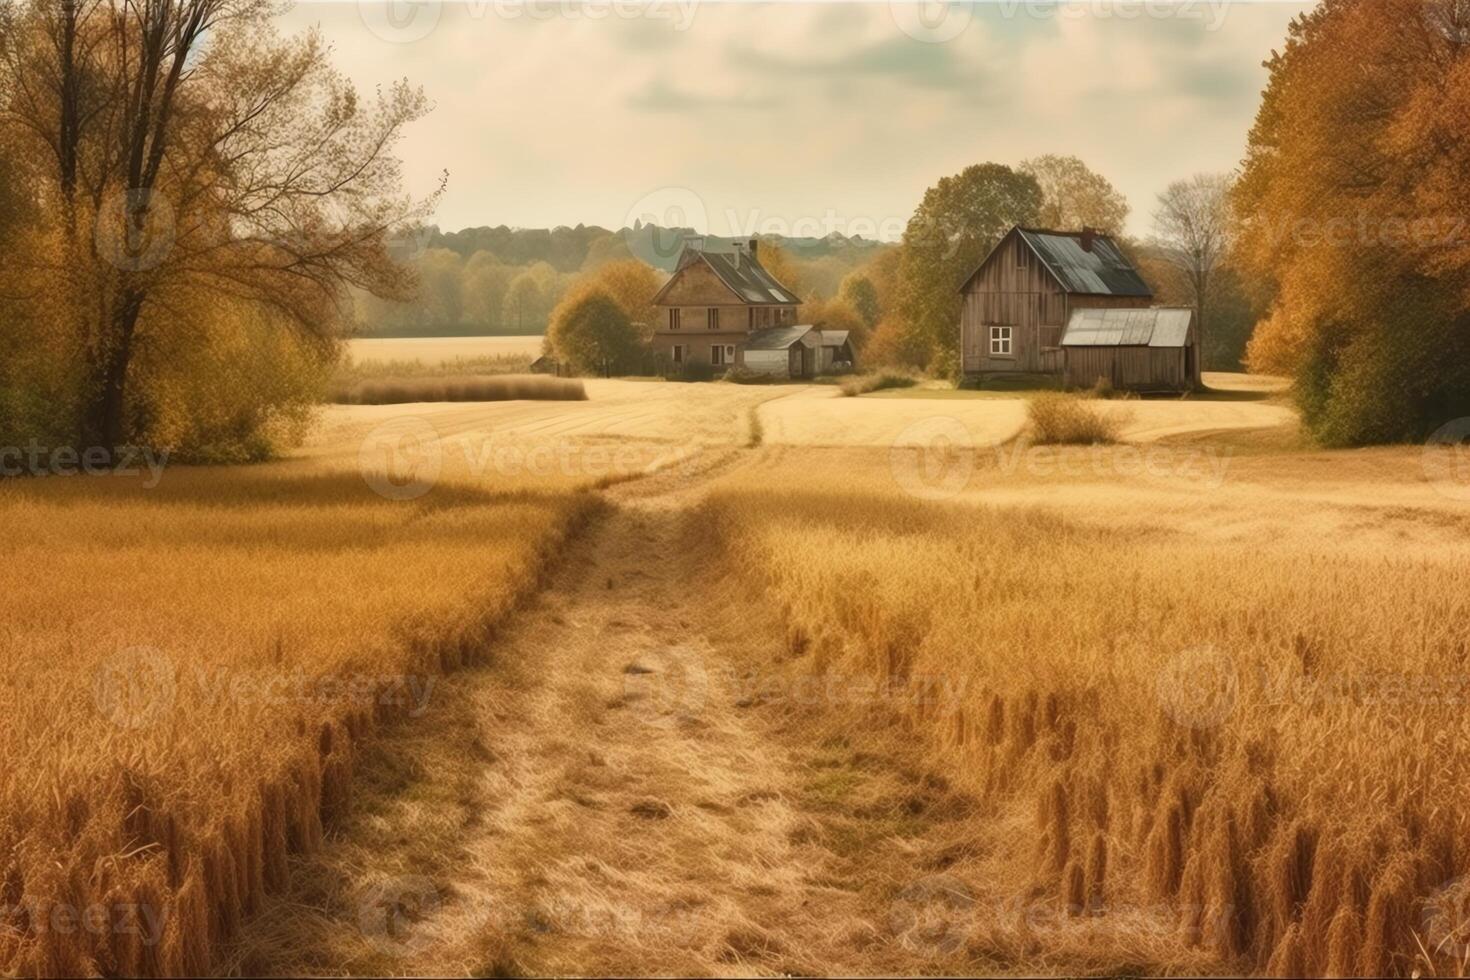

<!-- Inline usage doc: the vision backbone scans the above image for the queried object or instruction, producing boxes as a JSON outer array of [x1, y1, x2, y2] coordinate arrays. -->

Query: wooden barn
[[958, 226, 1154, 378], [1060, 307, 1200, 391]]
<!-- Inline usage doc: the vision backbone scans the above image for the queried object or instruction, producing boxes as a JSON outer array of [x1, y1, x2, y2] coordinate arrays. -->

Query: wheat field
[[6, 378, 1469, 976], [0, 454, 595, 975], [700, 440, 1470, 976]]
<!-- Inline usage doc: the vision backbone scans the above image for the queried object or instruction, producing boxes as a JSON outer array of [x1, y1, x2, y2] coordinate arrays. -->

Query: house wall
[[960, 232, 1151, 375], [652, 333, 750, 370]]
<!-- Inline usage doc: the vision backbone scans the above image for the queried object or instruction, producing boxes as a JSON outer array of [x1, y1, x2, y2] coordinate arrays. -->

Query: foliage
[[838, 370, 920, 397], [547, 289, 641, 376], [0, 0, 431, 459], [1026, 392, 1124, 444], [1235, 0, 1470, 443], [803, 295, 869, 352], [550, 259, 662, 342], [895, 163, 1043, 366], [1152, 173, 1234, 369], [862, 317, 930, 371], [1020, 154, 1130, 233], [839, 273, 881, 330]]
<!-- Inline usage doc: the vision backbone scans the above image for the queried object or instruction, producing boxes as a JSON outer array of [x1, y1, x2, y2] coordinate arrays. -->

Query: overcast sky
[[282, 1, 1309, 239]]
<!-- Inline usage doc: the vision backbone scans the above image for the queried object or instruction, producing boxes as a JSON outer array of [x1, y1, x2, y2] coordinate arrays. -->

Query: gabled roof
[[745, 325, 816, 351], [652, 244, 801, 307], [961, 226, 1153, 297], [1061, 307, 1193, 348], [818, 330, 850, 347]]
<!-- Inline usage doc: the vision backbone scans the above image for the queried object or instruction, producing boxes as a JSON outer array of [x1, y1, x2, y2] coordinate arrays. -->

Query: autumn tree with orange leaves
[[1235, 0, 1470, 445]]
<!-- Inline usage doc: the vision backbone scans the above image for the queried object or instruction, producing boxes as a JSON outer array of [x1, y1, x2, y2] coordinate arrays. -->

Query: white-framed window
[[990, 325, 1013, 356], [672, 344, 684, 364], [725, 344, 736, 364]]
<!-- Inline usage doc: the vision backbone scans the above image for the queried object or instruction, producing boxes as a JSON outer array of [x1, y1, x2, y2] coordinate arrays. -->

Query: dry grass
[[701, 445, 1470, 977], [839, 371, 921, 397], [1027, 392, 1126, 445], [333, 374, 585, 405], [0, 461, 592, 976]]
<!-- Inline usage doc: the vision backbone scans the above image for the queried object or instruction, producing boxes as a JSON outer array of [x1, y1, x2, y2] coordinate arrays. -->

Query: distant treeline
[[352, 223, 892, 338]]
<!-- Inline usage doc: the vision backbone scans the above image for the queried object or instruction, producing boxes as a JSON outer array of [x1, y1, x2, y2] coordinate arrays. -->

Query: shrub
[[333, 374, 586, 404], [839, 371, 920, 397], [1027, 392, 1124, 444], [721, 366, 772, 385]]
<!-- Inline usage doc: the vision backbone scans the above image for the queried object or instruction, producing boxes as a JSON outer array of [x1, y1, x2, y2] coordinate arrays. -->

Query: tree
[[1152, 173, 1233, 373], [839, 273, 881, 330], [1234, 0, 1470, 444], [550, 259, 662, 342], [548, 290, 640, 376], [1020, 155, 1129, 233], [896, 163, 1043, 369], [803, 295, 869, 351], [0, 0, 434, 458], [503, 272, 545, 332]]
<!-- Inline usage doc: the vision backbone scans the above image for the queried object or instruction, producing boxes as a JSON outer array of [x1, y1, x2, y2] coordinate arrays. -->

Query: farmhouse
[[652, 239, 815, 378], [959, 226, 1197, 390]]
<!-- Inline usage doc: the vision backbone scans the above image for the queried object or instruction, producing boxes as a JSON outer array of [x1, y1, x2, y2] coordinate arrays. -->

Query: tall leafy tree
[[548, 290, 640, 376], [896, 163, 1042, 369], [0, 0, 435, 457], [1235, 0, 1470, 444], [1020, 154, 1130, 234], [839, 272, 881, 330]]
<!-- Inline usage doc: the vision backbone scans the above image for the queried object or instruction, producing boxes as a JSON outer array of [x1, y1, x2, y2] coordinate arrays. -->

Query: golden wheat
[[0, 461, 592, 976], [702, 443, 1470, 976]]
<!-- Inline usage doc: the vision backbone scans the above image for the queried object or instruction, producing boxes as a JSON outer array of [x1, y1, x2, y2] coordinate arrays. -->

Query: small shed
[[743, 325, 817, 379], [1060, 307, 1200, 391], [816, 330, 854, 374]]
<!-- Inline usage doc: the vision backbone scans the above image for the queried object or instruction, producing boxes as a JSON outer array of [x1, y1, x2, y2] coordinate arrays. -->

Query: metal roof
[[745, 325, 817, 351], [697, 247, 801, 305], [1015, 228, 1153, 297], [1061, 307, 1193, 348], [817, 330, 850, 347]]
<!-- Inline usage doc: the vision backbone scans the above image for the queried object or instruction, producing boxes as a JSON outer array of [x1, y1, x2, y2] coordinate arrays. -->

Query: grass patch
[[1026, 392, 1125, 445], [839, 371, 920, 397], [337, 353, 537, 383], [333, 374, 586, 404]]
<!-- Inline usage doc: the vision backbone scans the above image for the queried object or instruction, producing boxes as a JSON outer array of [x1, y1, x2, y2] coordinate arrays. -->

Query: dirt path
[[219, 448, 998, 977]]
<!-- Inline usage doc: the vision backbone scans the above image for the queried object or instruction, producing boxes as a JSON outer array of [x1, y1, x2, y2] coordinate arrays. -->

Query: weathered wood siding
[[1062, 347, 1191, 391], [960, 233, 1065, 374], [960, 230, 1151, 376]]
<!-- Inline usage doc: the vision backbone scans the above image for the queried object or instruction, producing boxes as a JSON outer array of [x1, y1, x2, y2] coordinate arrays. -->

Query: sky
[[281, 1, 1311, 239]]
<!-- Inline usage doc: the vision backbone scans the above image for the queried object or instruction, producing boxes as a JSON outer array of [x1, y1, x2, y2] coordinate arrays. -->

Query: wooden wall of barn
[[1062, 346, 1192, 391]]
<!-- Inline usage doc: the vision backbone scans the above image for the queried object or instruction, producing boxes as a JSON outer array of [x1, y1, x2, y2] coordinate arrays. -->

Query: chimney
[[1080, 227, 1096, 252], [748, 237, 759, 260]]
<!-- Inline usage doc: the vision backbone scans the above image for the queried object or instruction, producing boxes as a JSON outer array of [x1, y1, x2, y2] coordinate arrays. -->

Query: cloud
[[628, 77, 777, 112]]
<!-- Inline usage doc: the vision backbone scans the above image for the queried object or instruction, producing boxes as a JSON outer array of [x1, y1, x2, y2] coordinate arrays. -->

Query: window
[[670, 309, 681, 330], [711, 344, 726, 366], [990, 326, 1013, 356], [708, 308, 720, 330], [725, 344, 736, 364], [672, 344, 684, 364]]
